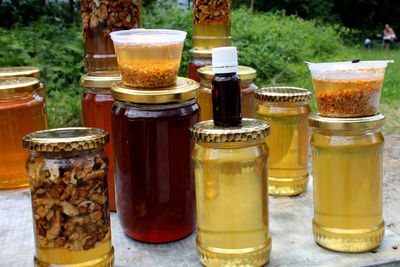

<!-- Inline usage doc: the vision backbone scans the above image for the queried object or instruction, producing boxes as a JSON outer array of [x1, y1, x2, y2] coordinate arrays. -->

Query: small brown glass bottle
[[211, 47, 242, 126]]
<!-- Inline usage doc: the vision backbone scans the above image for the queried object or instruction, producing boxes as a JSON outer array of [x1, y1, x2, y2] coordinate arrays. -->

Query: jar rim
[[255, 87, 313, 103], [190, 119, 270, 144], [0, 66, 40, 78], [0, 77, 39, 96], [81, 73, 121, 88], [23, 127, 109, 152], [309, 113, 385, 131], [197, 65, 256, 81], [189, 48, 212, 59]]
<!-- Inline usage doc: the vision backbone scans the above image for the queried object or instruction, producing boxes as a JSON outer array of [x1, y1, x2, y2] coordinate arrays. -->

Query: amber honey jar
[[0, 66, 46, 99], [81, 0, 142, 74], [190, 119, 272, 266], [188, 49, 212, 82], [309, 114, 385, 252], [255, 87, 312, 196], [23, 127, 114, 267], [192, 0, 232, 50], [0, 77, 47, 189], [197, 65, 257, 121], [111, 77, 200, 243], [81, 74, 121, 211]]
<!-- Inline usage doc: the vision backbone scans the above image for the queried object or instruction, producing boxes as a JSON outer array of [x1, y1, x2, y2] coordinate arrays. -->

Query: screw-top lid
[[255, 87, 313, 103], [80, 74, 121, 88], [23, 127, 109, 152], [190, 119, 270, 144], [0, 66, 40, 78], [189, 49, 212, 59], [111, 77, 199, 104], [0, 77, 40, 96], [212, 47, 238, 74], [198, 65, 256, 82], [309, 113, 385, 131]]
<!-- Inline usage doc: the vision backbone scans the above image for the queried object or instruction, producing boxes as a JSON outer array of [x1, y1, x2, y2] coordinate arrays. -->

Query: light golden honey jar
[[309, 114, 385, 252], [197, 66, 257, 122], [255, 87, 312, 196], [23, 128, 114, 266], [190, 119, 272, 266]]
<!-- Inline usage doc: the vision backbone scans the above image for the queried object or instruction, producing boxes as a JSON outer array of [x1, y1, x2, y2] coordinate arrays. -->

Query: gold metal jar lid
[[111, 77, 199, 104], [255, 87, 313, 103], [197, 66, 257, 81], [189, 49, 212, 59], [309, 113, 385, 131], [190, 119, 270, 144], [81, 74, 121, 88], [0, 66, 40, 78], [0, 77, 40, 96], [23, 127, 109, 152]]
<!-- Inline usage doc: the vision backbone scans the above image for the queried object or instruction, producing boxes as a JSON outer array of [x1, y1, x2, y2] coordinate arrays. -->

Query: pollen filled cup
[[110, 29, 187, 88], [307, 60, 393, 117]]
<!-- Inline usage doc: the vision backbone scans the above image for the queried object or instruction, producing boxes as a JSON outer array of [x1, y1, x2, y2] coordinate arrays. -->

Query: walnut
[[193, 0, 231, 25]]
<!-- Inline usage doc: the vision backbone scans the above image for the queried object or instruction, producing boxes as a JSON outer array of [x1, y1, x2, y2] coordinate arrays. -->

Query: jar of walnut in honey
[[23, 127, 114, 267]]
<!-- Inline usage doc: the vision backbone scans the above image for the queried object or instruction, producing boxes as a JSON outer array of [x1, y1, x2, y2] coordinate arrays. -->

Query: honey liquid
[[193, 143, 271, 266], [192, 23, 232, 50], [311, 131, 384, 252], [256, 103, 310, 196], [0, 94, 47, 189]]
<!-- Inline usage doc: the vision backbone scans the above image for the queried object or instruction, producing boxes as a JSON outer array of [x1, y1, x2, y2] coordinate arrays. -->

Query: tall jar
[[81, 0, 142, 74], [255, 87, 312, 196], [0, 66, 46, 99], [188, 49, 212, 82], [81, 74, 121, 211], [23, 127, 114, 267], [190, 119, 272, 266], [192, 0, 232, 50], [111, 77, 200, 243], [0, 77, 47, 189], [309, 114, 385, 252], [197, 65, 257, 121]]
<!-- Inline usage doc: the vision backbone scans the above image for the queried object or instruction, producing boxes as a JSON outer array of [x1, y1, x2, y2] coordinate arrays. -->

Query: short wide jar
[[255, 87, 312, 196], [111, 77, 200, 243], [0, 77, 47, 189], [197, 65, 257, 121], [81, 74, 121, 211], [309, 114, 385, 252], [190, 119, 272, 266], [23, 127, 114, 266]]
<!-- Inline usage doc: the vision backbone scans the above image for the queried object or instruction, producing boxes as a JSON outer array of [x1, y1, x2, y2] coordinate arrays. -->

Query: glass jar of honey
[[23, 127, 114, 266], [197, 65, 257, 121], [81, 0, 142, 74], [309, 114, 385, 252], [192, 0, 232, 50], [0, 66, 46, 99], [111, 77, 200, 243], [0, 77, 47, 189], [188, 49, 212, 82], [81, 74, 121, 212], [190, 119, 272, 266], [255, 87, 312, 196]]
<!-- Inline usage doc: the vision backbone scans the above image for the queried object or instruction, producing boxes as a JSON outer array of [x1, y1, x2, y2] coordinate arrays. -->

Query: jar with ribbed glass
[[190, 119, 271, 266], [192, 0, 232, 50], [0, 66, 46, 99], [197, 65, 257, 121], [0, 77, 47, 189], [81, 74, 121, 211], [111, 77, 200, 243], [188, 49, 212, 82], [255, 87, 312, 196], [23, 127, 114, 266], [309, 114, 385, 252]]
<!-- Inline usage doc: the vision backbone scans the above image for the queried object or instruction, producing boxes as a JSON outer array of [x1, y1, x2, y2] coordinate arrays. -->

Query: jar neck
[[85, 87, 111, 95], [200, 78, 254, 88], [0, 91, 35, 103], [261, 101, 310, 107], [313, 128, 381, 136], [116, 98, 197, 111], [30, 148, 104, 159]]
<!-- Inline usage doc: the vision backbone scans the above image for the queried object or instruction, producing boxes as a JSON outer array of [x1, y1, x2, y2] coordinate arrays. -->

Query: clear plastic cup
[[307, 60, 393, 117], [110, 29, 187, 88]]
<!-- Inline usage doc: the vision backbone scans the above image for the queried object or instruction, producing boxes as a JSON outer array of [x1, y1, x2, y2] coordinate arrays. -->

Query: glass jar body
[[199, 78, 257, 122], [310, 129, 384, 252], [256, 101, 311, 196], [82, 87, 116, 211], [111, 99, 200, 243], [81, 0, 142, 73], [188, 56, 212, 83], [26, 149, 114, 266], [0, 92, 47, 189], [192, 141, 271, 266]]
